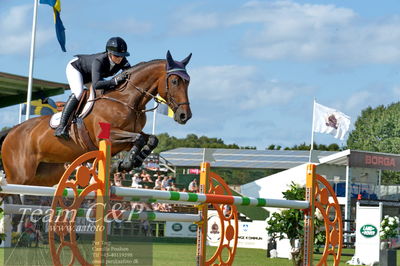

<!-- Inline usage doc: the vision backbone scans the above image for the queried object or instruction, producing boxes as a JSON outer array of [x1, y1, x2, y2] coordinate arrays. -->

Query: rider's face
[[110, 54, 124, 64]]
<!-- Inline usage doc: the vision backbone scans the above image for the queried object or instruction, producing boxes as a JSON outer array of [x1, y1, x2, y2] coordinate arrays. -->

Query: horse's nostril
[[180, 113, 186, 121]]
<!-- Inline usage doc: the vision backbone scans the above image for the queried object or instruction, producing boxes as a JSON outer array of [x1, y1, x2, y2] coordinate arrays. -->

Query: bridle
[[91, 68, 190, 114], [164, 68, 190, 111]]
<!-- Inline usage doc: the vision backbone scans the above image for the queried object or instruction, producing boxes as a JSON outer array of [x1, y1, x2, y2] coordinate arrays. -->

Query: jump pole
[[42, 122, 342, 266]]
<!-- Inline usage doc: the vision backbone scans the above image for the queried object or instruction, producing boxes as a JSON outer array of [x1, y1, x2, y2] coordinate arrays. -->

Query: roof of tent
[[0, 72, 69, 108], [160, 148, 337, 169]]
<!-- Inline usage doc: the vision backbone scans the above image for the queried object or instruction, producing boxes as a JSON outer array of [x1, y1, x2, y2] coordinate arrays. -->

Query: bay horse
[[0, 51, 192, 186]]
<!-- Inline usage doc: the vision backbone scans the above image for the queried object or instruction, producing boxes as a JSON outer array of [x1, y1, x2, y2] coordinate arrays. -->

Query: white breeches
[[66, 57, 84, 99]]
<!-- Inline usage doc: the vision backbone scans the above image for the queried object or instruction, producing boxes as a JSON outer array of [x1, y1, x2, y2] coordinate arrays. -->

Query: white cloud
[[189, 64, 299, 110], [0, 4, 53, 55], [172, 0, 400, 65], [238, 1, 400, 64]]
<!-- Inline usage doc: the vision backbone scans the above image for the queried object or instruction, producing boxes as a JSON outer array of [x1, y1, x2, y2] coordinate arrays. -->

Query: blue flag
[[21, 98, 58, 116], [40, 0, 66, 52]]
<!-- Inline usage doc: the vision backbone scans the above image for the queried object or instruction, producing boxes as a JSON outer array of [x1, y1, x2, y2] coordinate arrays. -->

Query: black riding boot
[[54, 94, 79, 140]]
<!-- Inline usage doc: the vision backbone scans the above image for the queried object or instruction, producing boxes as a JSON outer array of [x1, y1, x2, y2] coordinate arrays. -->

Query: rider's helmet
[[106, 37, 130, 57]]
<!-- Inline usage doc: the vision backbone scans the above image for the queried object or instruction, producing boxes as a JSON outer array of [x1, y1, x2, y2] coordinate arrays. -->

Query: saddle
[[50, 87, 97, 151]]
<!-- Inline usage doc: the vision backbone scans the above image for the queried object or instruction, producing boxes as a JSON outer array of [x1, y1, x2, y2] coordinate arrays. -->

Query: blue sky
[[1, 0, 400, 149]]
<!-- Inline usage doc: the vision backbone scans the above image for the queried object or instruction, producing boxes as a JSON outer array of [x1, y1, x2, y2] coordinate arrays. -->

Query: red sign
[[189, 169, 200, 175], [349, 151, 400, 171], [365, 155, 395, 167]]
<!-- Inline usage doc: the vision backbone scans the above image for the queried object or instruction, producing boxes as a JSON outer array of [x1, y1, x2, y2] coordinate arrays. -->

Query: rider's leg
[[132, 135, 158, 168], [55, 58, 83, 140], [54, 94, 79, 139]]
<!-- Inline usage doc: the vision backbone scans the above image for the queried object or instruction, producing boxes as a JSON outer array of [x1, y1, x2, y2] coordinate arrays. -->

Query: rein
[[89, 67, 190, 113]]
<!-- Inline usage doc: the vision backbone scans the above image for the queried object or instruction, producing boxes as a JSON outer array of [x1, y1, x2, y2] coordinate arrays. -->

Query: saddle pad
[[49, 87, 96, 129]]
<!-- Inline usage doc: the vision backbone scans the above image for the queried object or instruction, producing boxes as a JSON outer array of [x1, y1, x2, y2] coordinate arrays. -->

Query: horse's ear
[[166, 50, 174, 69], [181, 53, 192, 67]]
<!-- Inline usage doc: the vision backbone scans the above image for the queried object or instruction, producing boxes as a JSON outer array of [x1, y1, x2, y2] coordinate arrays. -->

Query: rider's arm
[[91, 58, 116, 90]]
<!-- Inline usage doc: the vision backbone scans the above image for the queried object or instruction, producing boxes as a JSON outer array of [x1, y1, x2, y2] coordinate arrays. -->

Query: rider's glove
[[113, 72, 128, 85]]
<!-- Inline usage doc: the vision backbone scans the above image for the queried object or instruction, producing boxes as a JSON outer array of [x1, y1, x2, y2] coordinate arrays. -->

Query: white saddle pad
[[49, 87, 95, 129]]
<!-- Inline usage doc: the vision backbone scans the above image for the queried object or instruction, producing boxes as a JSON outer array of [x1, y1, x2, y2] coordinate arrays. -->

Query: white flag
[[313, 102, 351, 140]]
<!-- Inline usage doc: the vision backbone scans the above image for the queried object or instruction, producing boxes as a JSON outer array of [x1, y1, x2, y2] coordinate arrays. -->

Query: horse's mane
[[127, 59, 164, 74]]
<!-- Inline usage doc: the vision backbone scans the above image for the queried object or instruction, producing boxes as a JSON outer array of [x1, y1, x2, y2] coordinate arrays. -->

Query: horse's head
[[160, 50, 192, 124]]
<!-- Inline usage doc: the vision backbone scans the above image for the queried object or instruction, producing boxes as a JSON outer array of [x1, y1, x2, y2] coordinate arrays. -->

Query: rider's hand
[[113, 72, 128, 85]]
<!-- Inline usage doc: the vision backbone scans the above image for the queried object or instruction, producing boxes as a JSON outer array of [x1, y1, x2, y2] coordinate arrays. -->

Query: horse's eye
[[171, 79, 179, 86]]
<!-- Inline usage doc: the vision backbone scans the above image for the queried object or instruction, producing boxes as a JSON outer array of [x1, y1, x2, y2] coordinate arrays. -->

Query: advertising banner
[[206, 211, 268, 249], [165, 221, 198, 238], [352, 202, 382, 265], [349, 151, 400, 171]]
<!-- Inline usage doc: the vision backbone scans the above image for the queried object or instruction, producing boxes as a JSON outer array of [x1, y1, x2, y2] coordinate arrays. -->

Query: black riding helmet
[[106, 37, 130, 57]]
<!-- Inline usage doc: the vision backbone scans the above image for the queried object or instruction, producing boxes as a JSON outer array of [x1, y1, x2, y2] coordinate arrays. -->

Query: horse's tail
[[0, 128, 11, 170]]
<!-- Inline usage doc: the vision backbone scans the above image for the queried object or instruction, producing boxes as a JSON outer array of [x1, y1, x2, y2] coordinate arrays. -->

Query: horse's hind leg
[[2, 150, 38, 185], [35, 163, 66, 186]]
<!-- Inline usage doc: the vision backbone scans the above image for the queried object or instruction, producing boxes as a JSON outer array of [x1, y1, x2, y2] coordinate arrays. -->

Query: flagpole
[[309, 98, 316, 162], [18, 104, 23, 124], [152, 100, 157, 135], [26, 0, 39, 120]]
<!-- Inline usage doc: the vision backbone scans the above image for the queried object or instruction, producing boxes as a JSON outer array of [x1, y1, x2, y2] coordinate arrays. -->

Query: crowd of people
[[109, 169, 199, 214], [111, 169, 199, 193]]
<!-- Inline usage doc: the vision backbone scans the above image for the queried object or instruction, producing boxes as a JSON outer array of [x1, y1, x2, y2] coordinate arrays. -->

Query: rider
[[54, 37, 131, 139]]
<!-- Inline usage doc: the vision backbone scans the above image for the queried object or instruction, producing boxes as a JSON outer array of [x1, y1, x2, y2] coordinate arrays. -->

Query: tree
[[154, 133, 255, 153], [266, 142, 341, 151], [347, 103, 400, 153], [347, 103, 400, 184], [266, 182, 325, 266]]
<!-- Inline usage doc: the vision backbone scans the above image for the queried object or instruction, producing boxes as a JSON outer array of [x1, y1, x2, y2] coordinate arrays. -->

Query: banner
[[165, 222, 197, 238]]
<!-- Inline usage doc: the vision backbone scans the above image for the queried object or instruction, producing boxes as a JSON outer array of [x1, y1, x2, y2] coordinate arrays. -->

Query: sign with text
[[349, 151, 400, 171], [206, 211, 268, 249], [165, 222, 197, 238], [188, 168, 200, 175], [353, 202, 382, 265]]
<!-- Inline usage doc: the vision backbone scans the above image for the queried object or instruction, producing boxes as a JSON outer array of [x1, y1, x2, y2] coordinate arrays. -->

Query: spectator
[[131, 173, 143, 188], [161, 176, 169, 189], [142, 173, 153, 183], [188, 179, 198, 192], [166, 176, 174, 187], [141, 219, 151, 236], [169, 183, 177, 191], [140, 169, 148, 179], [24, 217, 36, 247], [114, 172, 123, 187], [154, 176, 162, 189]]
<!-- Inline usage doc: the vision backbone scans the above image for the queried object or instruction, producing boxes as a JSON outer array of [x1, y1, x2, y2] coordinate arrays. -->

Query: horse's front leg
[[131, 132, 158, 167], [114, 133, 146, 172], [114, 132, 158, 172]]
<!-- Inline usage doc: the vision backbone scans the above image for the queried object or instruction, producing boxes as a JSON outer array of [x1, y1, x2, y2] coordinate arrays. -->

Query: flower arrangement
[[380, 215, 399, 241]]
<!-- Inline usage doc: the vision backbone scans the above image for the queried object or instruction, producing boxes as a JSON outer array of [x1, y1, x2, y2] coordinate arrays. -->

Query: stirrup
[[54, 127, 70, 140]]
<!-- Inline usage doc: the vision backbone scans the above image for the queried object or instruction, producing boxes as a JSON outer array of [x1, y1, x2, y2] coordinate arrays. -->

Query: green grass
[[0, 243, 398, 265]]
